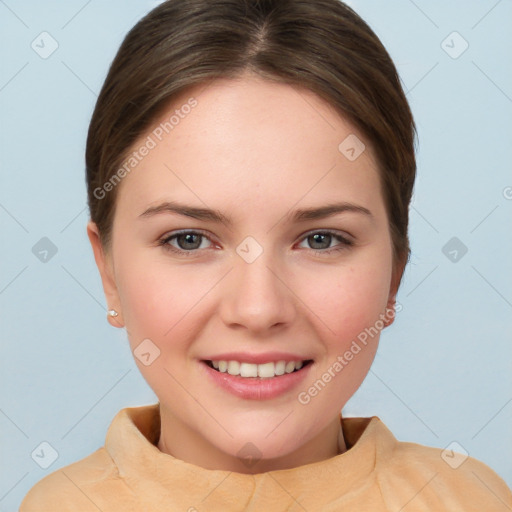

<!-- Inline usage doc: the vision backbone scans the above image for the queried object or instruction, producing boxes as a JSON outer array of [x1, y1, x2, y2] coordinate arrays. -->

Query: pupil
[[311, 233, 330, 249], [180, 233, 200, 249]]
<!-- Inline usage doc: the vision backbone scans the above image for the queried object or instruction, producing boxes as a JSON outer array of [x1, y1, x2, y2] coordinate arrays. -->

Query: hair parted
[[86, 0, 416, 285]]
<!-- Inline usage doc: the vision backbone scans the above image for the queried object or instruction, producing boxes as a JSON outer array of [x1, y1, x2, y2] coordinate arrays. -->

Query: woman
[[20, 0, 512, 509]]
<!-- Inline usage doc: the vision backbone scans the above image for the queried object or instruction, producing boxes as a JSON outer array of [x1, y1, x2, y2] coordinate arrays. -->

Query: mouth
[[202, 359, 314, 379], [200, 357, 315, 400]]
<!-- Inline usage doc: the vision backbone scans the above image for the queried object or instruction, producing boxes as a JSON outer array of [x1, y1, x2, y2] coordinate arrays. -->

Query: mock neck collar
[[105, 403, 395, 509]]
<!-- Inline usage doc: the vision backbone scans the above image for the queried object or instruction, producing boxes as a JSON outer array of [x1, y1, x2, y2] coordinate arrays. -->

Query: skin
[[87, 71, 402, 474]]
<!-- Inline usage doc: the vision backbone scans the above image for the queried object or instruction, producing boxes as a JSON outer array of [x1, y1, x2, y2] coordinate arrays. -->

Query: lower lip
[[199, 360, 313, 400]]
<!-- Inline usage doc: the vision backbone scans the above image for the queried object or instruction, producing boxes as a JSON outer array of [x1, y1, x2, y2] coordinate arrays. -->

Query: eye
[[158, 230, 214, 256], [158, 229, 353, 257], [297, 230, 353, 255]]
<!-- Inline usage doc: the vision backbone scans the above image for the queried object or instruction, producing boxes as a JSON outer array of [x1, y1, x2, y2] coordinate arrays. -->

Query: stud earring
[[107, 309, 119, 317]]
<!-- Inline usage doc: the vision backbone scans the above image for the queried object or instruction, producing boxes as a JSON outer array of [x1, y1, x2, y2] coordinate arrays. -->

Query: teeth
[[227, 361, 240, 376], [274, 361, 285, 376], [209, 359, 308, 378], [258, 362, 275, 378], [241, 362, 258, 377], [285, 361, 296, 373]]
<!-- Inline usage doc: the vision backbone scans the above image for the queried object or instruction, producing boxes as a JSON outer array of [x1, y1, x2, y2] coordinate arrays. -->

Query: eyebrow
[[139, 200, 372, 225]]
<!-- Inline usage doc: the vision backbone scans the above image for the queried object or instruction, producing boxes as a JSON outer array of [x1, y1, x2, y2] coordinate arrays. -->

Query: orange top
[[20, 403, 512, 511]]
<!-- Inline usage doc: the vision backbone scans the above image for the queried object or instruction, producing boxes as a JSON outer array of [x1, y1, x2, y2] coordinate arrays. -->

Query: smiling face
[[88, 72, 399, 473]]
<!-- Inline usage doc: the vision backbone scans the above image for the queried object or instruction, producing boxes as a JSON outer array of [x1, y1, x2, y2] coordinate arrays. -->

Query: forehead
[[114, 75, 383, 220]]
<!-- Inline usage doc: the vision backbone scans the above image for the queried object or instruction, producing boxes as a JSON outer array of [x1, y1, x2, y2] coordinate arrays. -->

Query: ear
[[384, 254, 406, 327], [87, 221, 124, 328]]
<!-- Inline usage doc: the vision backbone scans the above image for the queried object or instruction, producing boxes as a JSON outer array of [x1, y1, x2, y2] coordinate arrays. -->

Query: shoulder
[[377, 433, 512, 511], [19, 447, 129, 511]]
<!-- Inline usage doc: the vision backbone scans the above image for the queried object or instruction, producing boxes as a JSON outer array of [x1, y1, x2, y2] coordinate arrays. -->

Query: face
[[88, 72, 399, 473]]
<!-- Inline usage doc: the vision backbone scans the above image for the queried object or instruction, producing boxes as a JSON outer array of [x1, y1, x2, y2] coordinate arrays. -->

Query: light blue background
[[1, 0, 511, 509]]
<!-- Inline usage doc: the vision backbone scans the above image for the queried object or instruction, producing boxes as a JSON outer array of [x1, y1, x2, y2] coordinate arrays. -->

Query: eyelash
[[157, 229, 354, 257]]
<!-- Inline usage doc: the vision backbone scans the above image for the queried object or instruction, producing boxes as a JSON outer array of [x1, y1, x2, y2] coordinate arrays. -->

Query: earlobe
[[86, 221, 125, 328]]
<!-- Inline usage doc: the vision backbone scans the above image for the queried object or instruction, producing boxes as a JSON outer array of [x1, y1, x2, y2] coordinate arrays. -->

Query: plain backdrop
[[1, 0, 511, 509]]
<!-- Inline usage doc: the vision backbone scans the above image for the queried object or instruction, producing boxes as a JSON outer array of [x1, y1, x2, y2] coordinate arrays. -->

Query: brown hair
[[86, 0, 416, 284]]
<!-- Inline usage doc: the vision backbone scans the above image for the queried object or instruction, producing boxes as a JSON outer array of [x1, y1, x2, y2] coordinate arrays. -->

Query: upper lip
[[201, 351, 313, 364]]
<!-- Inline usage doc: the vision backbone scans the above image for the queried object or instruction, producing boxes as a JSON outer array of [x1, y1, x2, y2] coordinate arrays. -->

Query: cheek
[[295, 262, 391, 409], [114, 255, 208, 392], [114, 247, 178, 336], [115, 251, 217, 352], [297, 258, 392, 346]]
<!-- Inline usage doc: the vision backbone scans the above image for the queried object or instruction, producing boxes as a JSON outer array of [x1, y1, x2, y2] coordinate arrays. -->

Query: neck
[[157, 407, 347, 473]]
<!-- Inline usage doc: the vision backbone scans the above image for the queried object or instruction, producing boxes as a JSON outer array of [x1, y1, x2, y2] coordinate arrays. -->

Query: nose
[[219, 246, 297, 334]]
